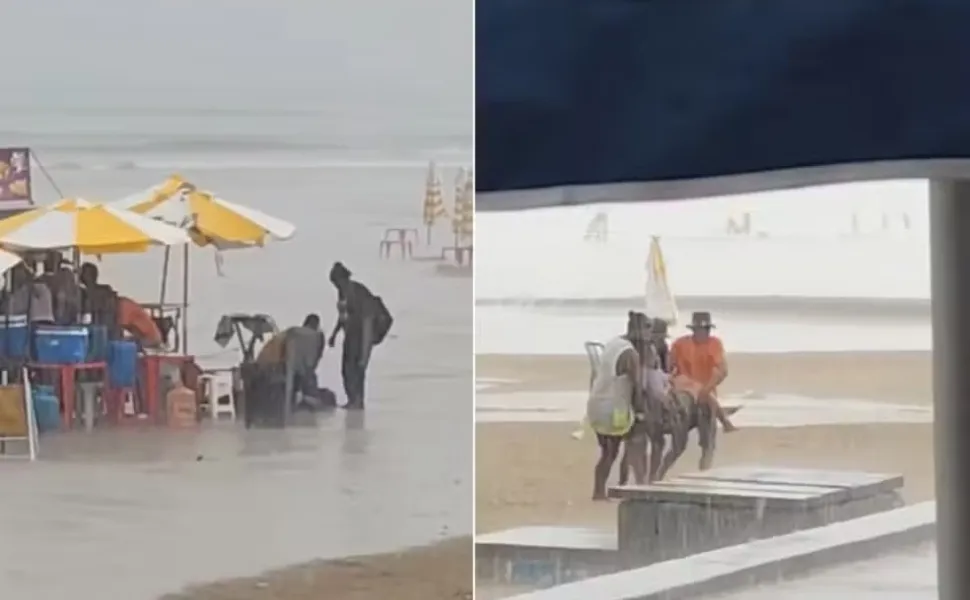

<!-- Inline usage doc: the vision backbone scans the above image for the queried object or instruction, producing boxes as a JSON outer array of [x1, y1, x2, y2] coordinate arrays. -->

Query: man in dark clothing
[[327, 261, 377, 410], [79, 263, 119, 336]]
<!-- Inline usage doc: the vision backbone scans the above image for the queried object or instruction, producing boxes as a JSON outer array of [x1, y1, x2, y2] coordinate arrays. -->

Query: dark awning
[[477, 0, 970, 210]]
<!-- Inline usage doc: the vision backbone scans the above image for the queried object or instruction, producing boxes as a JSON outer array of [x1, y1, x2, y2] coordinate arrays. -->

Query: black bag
[[371, 296, 393, 346]]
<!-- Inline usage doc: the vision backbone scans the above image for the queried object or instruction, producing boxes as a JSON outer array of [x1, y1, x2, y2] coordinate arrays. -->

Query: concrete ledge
[[477, 527, 618, 586], [502, 501, 936, 600]]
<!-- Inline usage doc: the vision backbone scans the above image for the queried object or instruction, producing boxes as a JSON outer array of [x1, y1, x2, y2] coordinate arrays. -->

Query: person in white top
[[586, 311, 652, 500]]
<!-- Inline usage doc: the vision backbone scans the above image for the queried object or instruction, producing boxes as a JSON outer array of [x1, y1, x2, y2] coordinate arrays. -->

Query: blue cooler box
[[0, 314, 29, 359], [107, 340, 138, 388], [32, 385, 61, 432], [34, 326, 89, 364]]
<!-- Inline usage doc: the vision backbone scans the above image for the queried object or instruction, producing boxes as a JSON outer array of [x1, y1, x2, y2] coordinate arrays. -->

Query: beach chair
[[573, 341, 605, 440], [583, 341, 604, 390]]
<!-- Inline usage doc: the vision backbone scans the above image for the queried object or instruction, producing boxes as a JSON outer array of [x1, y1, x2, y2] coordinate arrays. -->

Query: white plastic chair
[[583, 341, 605, 390], [200, 371, 236, 421], [572, 341, 605, 441]]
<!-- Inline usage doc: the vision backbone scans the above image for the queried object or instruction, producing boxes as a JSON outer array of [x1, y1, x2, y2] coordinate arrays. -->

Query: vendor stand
[[0, 198, 191, 430]]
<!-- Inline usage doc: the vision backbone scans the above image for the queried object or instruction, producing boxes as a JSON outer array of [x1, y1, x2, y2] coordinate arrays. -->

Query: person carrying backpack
[[327, 262, 393, 410]]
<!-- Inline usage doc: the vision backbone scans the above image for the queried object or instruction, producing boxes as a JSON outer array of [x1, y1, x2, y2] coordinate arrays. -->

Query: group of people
[[586, 310, 738, 500], [256, 261, 393, 413], [0, 252, 166, 354]]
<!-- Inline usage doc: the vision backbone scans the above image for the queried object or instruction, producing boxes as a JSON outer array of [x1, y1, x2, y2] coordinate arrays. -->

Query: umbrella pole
[[159, 246, 171, 305], [182, 245, 189, 354]]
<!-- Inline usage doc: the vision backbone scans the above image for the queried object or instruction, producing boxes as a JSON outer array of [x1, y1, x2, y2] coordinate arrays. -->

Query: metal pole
[[182, 245, 189, 354], [928, 179, 970, 600]]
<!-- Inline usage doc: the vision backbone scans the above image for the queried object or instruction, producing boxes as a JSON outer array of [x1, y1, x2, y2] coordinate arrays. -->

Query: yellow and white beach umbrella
[[112, 176, 295, 351], [451, 169, 474, 245], [645, 235, 679, 324], [0, 198, 190, 254], [422, 161, 447, 244], [0, 250, 22, 277], [113, 176, 295, 249]]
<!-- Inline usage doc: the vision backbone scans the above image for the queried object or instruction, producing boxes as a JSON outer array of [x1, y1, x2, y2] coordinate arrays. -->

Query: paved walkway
[[710, 544, 936, 599]]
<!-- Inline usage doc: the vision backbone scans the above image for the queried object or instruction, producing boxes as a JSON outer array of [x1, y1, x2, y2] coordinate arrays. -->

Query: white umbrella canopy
[[113, 176, 295, 249], [0, 249, 22, 277], [0, 198, 191, 254]]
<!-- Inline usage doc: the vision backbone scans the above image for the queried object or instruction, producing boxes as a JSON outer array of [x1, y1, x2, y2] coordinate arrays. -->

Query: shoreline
[[476, 351, 933, 403], [161, 537, 472, 600], [475, 295, 931, 319]]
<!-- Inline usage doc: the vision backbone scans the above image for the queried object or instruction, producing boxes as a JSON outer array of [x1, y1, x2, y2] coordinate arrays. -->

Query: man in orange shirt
[[670, 311, 738, 435]]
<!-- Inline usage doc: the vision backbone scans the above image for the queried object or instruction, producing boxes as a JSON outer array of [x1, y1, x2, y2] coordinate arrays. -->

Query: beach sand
[[476, 351, 935, 534], [163, 537, 472, 600]]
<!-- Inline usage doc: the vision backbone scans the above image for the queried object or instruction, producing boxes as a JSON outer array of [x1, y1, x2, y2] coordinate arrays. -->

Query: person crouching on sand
[[670, 311, 738, 433], [586, 311, 652, 500]]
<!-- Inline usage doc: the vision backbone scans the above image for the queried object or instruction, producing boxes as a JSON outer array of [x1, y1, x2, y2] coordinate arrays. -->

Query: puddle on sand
[[475, 389, 931, 427]]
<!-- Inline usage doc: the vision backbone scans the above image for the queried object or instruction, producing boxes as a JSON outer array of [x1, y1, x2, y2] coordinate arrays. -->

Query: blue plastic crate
[[107, 341, 138, 388]]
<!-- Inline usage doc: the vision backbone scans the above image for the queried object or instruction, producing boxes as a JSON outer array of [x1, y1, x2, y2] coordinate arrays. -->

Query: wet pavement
[[475, 388, 931, 427], [709, 543, 936, 599], [0, 408, 470, 599]]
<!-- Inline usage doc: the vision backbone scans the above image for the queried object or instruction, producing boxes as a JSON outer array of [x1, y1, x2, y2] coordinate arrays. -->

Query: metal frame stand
[[929, 179, 970, 600]]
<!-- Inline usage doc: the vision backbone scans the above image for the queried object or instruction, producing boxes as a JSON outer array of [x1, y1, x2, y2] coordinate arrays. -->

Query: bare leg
[[593, 434, 622, 500], [698, 406, 718, 470], [624, 435, 648, 485], [618, 440, 631, 485], [702, 392, 738, 432], [648, 435, 665, 483], [658, 425, 688, 481]]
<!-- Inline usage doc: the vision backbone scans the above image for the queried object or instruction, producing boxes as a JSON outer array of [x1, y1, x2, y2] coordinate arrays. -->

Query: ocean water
[[476, 180, 933, 355], [0, 0, 473, 597], [476, 180, 929, 302]]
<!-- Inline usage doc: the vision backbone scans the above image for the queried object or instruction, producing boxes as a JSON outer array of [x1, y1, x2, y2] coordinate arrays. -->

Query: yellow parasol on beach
[[645, 235, 679, 325], [422, 161, 447, 244], [0, 198, 190, 254], [114, 175, 295, 248], [451, 169, 474, 246], [112, 176, 296, 351]]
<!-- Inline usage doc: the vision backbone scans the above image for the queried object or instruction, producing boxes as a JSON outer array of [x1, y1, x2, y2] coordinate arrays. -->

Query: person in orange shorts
[[670, 311, 738, 434]]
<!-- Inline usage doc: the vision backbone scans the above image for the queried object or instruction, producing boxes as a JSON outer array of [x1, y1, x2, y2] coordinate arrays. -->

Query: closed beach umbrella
[[422, 161, 447, 244], [451, 169, 474, 245], [0, 198, 190, 254], [645, 236, 678, 325]]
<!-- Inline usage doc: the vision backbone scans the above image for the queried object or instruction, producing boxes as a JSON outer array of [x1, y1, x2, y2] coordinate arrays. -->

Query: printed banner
[[0, 148, 31, 203]]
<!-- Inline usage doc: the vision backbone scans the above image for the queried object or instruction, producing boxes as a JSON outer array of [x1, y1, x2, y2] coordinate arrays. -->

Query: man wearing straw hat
[[670, 311, 738, 440]]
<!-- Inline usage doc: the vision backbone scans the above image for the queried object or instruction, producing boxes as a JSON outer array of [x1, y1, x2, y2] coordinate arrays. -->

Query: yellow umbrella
[[112, 177, 296, 351], [451, 169, 474, 246], [114, 176, 295, 248], [0, 198, 190, 254], [422, 161, 447, 244]]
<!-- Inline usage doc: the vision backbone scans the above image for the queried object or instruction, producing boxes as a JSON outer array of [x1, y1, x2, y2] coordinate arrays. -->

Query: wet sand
[[0, 409, 470, 599], [476, 351, 935, 534], [163, 537, 471, 600]]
